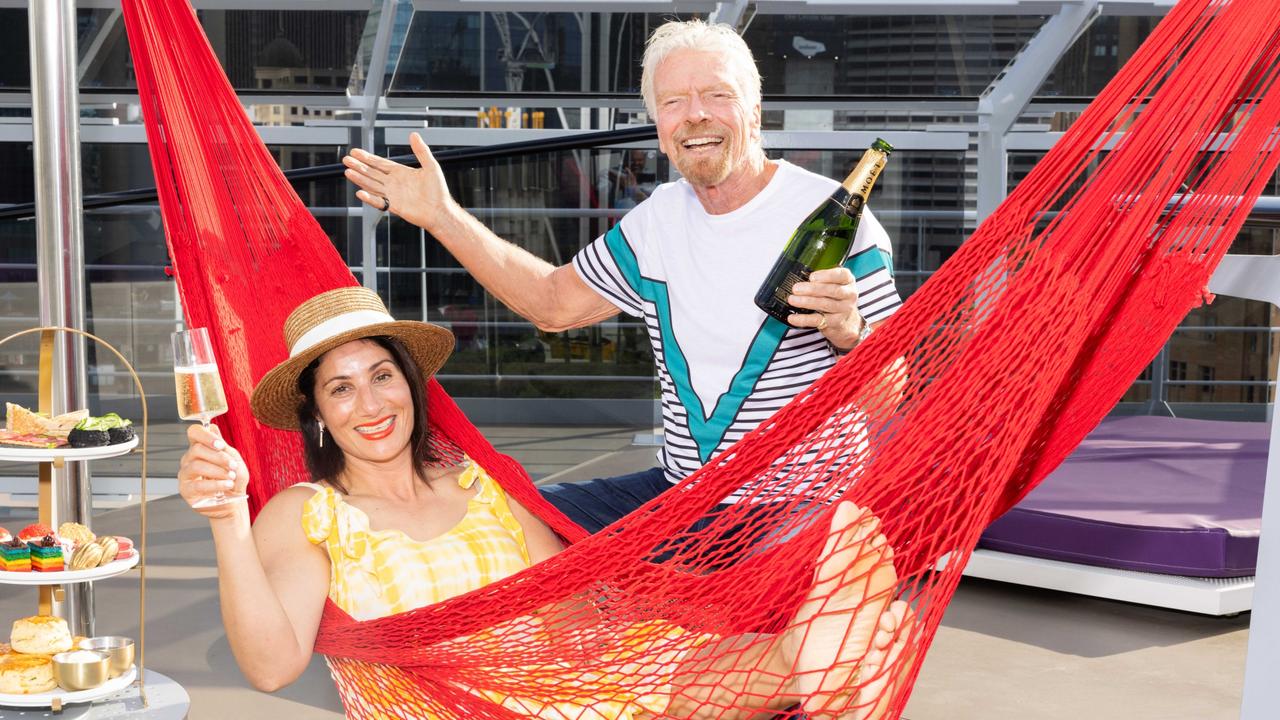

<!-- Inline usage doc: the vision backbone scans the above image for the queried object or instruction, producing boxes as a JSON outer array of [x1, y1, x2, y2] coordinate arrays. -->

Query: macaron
[[112, 536, 134, 561]]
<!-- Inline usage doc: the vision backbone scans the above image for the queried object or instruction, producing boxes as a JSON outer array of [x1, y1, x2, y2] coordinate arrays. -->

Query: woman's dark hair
[[296, 336, 437, 493]]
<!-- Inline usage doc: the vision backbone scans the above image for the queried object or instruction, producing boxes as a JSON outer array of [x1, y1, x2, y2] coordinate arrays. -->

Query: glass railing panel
[[380, 144, 662, 400], [0, 218, 37, 399], [1009, 151, 1280, 411], [1170, 298, 1278, 404], [413, 10, 585, 96], [390, 11, 1049, 100], [0, 9, 25, 90], [373, 142, 974, 399], [0, 141, 37, 393], [0, 141, 360, 415], [747, 14, 1046, 98], [74, 8, 371, 93], [78, 178, 177, 404], [1039, 15, 1162, 98]]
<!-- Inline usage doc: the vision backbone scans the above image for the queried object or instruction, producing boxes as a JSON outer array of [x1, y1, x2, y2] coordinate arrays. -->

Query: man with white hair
[[343, 19, 902, 533]]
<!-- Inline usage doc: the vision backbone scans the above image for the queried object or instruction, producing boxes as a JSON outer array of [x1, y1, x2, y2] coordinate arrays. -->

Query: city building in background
[[0, 0, 1273, 428]]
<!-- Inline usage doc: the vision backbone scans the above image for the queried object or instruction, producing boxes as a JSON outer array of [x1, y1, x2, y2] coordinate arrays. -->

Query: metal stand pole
[[1207, 255, 1280, 720], [30, 0, 93, 637], [1144, 345, 1176, 417]]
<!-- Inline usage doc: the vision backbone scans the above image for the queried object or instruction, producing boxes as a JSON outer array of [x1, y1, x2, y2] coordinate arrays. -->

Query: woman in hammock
[[176, 286, 912, 719]]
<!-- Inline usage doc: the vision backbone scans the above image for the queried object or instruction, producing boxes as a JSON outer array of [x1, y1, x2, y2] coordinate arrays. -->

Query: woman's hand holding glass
[[178, 423, 251, 521], [173, 327, 248, 507]]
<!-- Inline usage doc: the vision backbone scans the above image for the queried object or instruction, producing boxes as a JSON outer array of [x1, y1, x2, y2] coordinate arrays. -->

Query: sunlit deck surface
[[0, 423, 1249, 719]]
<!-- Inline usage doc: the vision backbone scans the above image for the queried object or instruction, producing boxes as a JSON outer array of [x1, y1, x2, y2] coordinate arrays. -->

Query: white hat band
[[290, 309, 396, 357]]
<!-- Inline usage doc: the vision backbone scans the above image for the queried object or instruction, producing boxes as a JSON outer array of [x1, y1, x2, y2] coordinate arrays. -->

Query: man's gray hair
[[640, 19, 762, 117]]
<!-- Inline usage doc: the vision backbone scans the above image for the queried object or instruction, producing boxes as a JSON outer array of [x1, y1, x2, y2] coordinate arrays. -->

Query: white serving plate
[[0, 550, 138, 585], [0, 664, 136, 708], [0, 436, 138, 463]]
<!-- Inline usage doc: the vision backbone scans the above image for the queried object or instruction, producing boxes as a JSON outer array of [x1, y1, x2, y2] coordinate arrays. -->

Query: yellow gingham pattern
[[301, 460, 529, 619], [301, 460, 706, 719]]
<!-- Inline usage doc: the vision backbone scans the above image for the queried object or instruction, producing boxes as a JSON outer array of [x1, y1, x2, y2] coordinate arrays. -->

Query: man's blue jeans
[[539, 468, 798, 563], [539, 466, 671, 534]]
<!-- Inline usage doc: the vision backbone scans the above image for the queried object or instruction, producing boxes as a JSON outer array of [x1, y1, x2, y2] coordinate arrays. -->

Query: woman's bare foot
[[782, 501, 899, 719], [849, 600, 916, 720]]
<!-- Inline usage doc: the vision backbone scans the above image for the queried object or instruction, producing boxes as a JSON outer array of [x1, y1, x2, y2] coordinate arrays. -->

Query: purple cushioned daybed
[[979, 415, 1268, 578]]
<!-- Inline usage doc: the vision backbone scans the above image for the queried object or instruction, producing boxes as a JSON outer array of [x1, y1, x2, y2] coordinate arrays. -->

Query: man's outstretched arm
[[344, 132, 619, 332]]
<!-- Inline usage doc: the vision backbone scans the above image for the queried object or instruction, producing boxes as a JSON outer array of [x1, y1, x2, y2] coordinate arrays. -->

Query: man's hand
[[343, 132, 458, 233], [787, 267, 866, 350]]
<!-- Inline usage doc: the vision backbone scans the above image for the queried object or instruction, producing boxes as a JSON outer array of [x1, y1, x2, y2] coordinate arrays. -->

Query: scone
[[57, 522, 94, 547], [0, 652, 56, 694], [10, 615, 73, 655]]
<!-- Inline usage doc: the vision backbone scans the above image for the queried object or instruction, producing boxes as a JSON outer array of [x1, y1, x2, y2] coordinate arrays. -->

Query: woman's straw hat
[[250, 286, 454, 429]]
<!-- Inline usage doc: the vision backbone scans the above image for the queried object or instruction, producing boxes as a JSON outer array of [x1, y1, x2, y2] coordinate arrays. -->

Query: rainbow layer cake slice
[[28, 537, 63, 572], [0, 538, 30, 571]]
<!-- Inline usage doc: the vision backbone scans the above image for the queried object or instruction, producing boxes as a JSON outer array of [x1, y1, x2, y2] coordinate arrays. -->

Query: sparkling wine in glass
[[172, 327, 245, 507]]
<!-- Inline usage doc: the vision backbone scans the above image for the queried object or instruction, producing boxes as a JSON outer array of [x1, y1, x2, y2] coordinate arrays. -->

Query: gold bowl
[[78, 636, 134, 678], [51, 649, 110, 691]]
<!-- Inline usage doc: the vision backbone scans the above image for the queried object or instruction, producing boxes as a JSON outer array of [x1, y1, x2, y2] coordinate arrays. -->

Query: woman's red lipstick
[[354, 415, 396, 441]]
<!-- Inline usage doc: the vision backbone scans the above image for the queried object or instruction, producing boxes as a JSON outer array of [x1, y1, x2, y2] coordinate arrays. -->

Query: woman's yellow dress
[[301, 461, 704, 719]]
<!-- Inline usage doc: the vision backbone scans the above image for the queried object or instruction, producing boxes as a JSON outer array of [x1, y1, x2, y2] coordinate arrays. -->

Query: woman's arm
[[179, 425, 330, 691], [505, 496, 565, 564]]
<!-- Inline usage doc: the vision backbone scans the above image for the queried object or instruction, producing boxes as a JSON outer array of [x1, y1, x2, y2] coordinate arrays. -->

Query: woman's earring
[[317, 419, 325, 448]]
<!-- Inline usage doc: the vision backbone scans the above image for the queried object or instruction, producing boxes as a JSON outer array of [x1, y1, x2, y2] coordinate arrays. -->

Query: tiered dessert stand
[[0, 327, 157, 714]]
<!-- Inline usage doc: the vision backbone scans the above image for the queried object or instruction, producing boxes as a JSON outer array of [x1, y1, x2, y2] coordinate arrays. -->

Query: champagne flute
[[172, 327, 245, 507]]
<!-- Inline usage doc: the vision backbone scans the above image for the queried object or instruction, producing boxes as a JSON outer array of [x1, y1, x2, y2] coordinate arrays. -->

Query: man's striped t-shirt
[[571, 160, 903, 491]]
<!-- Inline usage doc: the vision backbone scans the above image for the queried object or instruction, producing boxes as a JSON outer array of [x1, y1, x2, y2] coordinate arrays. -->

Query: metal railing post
[[30, 0, 93, 636]]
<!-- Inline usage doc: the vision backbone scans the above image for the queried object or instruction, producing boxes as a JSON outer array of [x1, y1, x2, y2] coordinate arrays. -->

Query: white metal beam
[[975, 0, 1099, 222], [752, 0, 1170, 15], [386, 126, 970, 150], [356, 0, 401, 293], [1208, 255, 1280, 720], [1, 0, 377, 8], [708, 0, 749, 28], [380, 94, 980, 111], [960, 549, 1254, 616], [0, 0, 1174, 10], [0, 123, 351, 144], [410, 0, 717, 12]]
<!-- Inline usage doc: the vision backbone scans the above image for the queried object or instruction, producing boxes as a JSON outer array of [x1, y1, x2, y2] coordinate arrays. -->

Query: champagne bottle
[[754, 138, 893, 324]]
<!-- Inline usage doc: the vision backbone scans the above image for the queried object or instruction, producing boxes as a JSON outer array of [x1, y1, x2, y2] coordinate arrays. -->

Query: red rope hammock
[[123, 0, 1280, 717]]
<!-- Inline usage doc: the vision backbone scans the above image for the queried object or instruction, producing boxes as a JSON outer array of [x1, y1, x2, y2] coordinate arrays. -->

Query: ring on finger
[[380, 195, 391, 212], [816, 313, 828, 331]]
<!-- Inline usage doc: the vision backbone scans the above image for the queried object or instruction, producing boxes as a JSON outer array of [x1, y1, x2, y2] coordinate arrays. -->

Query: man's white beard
[[676, 144, 734, 187]]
